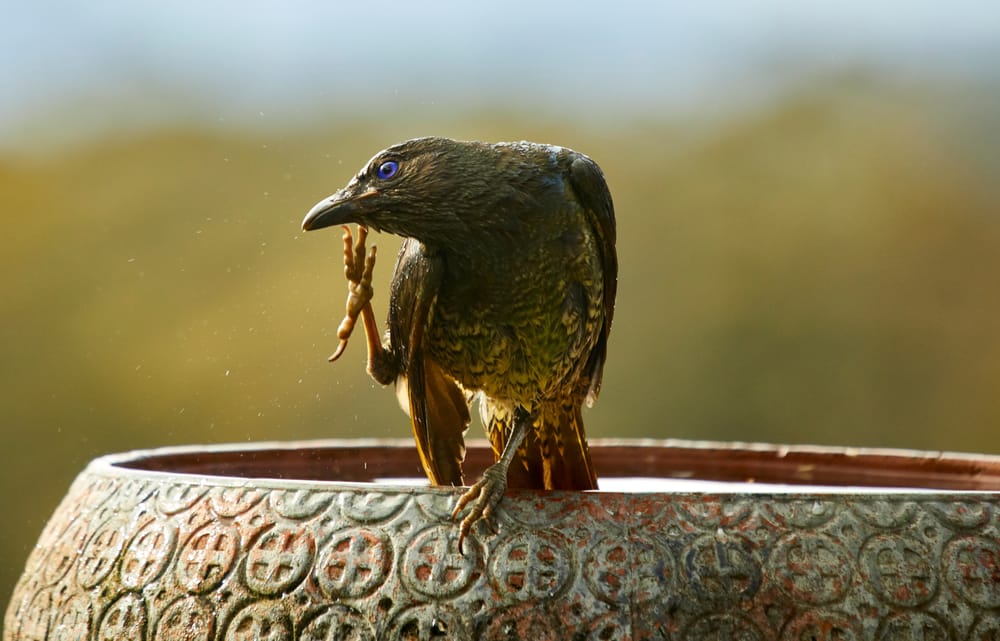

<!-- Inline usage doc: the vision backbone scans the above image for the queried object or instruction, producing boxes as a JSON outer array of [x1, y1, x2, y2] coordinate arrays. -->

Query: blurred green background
[[3, 1, 1000, 609]]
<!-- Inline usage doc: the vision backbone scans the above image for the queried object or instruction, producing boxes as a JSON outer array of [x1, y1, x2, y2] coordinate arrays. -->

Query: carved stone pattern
[[6, 472, 1000, 640]]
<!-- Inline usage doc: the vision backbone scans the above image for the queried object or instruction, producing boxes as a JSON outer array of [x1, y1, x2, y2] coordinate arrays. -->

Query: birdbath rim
[[90, 437, 1000, 495]]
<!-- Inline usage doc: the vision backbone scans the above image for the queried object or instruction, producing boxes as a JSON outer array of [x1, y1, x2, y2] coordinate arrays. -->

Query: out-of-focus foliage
[[2, 77, 999, 603]]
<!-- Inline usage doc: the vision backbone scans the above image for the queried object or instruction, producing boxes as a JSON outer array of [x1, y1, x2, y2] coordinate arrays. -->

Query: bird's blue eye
[[377, 160, 399, 180]]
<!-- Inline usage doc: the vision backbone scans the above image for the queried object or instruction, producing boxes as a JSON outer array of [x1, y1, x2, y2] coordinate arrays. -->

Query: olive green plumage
[[303, 137, 617, 532]]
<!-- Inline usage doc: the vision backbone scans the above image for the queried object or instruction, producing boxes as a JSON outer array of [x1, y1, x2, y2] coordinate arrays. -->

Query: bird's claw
[[329, 225, 377, 362], [451, 465, 507, 554]]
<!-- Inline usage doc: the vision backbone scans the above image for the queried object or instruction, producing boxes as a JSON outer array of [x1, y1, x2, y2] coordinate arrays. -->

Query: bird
[[302, 137, 617, 547]]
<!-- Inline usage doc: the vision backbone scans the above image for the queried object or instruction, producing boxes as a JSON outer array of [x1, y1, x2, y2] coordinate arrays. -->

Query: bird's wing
[[388, 239, 469, 486], [568, 154, 618, 404]]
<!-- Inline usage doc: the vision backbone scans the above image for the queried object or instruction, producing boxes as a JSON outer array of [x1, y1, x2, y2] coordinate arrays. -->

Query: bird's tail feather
[[407, 356, 469, 486], [487, 400, 597, 491]]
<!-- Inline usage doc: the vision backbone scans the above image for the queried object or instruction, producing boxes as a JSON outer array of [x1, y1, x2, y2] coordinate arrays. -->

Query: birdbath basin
[[6, 438, 1000, 640]]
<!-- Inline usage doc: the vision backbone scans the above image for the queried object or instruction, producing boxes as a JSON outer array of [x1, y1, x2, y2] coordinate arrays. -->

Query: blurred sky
[[4, 0, 1000, 151]]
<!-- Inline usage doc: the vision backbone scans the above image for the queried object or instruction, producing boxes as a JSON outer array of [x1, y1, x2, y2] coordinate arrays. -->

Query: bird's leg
[[451, 406, 531, 552], [328, 225, 379, 362]]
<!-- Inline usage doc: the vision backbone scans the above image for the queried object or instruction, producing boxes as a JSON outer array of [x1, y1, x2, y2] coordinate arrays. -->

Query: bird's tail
[[404, 355, 470, 487], [486, 399, 598, 491]]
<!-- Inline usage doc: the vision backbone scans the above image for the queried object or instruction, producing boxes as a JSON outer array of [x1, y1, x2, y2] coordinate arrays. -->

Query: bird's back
[[418, 143, 613, 489]]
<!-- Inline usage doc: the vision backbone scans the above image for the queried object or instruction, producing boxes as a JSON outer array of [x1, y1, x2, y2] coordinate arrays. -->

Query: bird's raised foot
[[328, 225, 377, 361], [451, 464, 508, 554]]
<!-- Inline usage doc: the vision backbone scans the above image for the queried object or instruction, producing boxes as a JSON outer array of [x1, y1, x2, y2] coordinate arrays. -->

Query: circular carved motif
[[269, 489, 334, 520], [943, 535, 1000, 609], [175, 523, 240, 594], [583, 612, 628, 641], [341, 491, 409, 524], [498, 492, 577, 528], [114, 479, 155, 510], [763, 499, 839, 529], [156, 484, 209, 515], [81, 477, 118, 510], [587, 609, 673, 641], [384, 604, 471, 641], [682, 613, 764, 641], [875, 612, 951, 641], [479, 603, 561, 641], [96, 593, 147, 641], [402, 524, 483, 599], [969, 615, 1000, 641], [18, 587, 53, 641], [851, 501, 917, 529], [491, 530, 574, 601], [77, 517, 129, 589], [52, 594, 92, 641], [209, 487, 266, 518], [35, 496, 84, 551], [861, 534, 937, 607], [244, 525, 315, 596], [584, 534, 674, 605], [41, 519, 89, 586], [300, 605, 375, 641], [770, 532, 853, 605], [676, 497, 753, 528], [120, 519, 177, 590], [223, 601, 291, 641], [316, 527, 392, 599], [780, 609, 861, 641], [414, 493, 456, 521], [925, 500, 991, 531], [154, 596, 215, 641], [683, 533, 762, 606]]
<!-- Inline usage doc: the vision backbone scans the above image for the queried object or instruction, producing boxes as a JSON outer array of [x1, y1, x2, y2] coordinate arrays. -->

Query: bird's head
[[302, 137, 497, 247]]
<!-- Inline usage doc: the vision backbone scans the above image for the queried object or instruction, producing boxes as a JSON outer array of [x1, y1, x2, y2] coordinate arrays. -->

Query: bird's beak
[[301, 187, 377, 231]]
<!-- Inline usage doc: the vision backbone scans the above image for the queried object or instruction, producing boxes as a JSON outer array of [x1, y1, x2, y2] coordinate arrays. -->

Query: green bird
[[302, 137, 617, 545]]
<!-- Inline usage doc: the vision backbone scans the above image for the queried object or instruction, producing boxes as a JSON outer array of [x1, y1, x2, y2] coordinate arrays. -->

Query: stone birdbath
[[6, 438, 1000, 640]]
